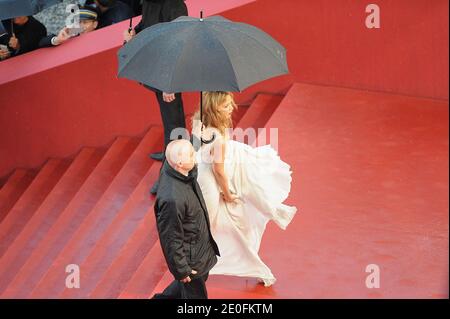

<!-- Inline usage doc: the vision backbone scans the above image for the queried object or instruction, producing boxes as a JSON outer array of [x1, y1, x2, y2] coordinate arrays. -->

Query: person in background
[[123, 0, 188, 195], [120, 0, 142, 16], [0, 16, 47, 60], [0, 21, 10, 60], [84, 0, 133, 29], [86, 0, 142, 16], [39, 6, 99, 48]]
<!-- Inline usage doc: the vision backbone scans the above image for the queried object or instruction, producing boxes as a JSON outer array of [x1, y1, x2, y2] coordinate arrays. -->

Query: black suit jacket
[[135, 0, 187, 33]]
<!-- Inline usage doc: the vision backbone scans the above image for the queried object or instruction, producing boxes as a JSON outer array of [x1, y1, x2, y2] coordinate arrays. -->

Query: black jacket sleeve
[[155, 199, 192, 280], [161, 0, 188, 22], [39, 34, 56, 48], [0, 33, 8, 46], [134, 0, 163, 34], [134, 21, 142, 34]]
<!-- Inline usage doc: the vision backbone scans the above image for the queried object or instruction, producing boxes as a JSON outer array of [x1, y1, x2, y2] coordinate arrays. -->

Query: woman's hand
[[221, 192, 241, 203], [192, 120, 205, 138]]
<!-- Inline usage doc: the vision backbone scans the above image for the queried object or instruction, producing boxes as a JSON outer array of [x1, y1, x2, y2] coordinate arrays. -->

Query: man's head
[[78, 6, 99, 33], [94, 0, 116, 11], [166, 139, 196, 176], [13, 16, 29, 26]]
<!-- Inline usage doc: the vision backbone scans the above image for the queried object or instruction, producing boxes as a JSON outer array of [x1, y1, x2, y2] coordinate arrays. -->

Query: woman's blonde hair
[[192, 91, 238, 136]]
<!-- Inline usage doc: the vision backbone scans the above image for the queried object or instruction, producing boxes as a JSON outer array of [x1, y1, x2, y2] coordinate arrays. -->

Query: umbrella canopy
[[0, 0, 63, 20], [117, 15, 289, 93]]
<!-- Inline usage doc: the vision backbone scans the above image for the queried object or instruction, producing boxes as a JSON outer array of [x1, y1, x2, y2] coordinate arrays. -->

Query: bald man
[[153, 140, 220, 299]]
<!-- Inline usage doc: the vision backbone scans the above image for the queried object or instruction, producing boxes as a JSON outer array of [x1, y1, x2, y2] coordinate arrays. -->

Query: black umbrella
[[118, 14, 289, 143], [0, 0, 63, 20]]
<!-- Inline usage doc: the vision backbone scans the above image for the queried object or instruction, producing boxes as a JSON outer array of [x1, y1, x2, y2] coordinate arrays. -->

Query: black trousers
[[152, 273, 209, 299], [145, 86, 187, 193], [154, 90, 187, 149]]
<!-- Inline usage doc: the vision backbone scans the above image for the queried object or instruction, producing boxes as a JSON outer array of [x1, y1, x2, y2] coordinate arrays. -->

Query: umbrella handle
[[123, 17, 133, 45], [201, 134, 216, 145]]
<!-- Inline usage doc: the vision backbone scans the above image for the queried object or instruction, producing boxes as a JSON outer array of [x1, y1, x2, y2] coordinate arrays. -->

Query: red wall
[[0, 0, 448, 181], [227, 0, 449, 103]]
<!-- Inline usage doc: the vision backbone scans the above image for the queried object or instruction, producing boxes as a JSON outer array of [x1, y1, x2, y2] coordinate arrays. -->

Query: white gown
[[195, 130, 298, 286]]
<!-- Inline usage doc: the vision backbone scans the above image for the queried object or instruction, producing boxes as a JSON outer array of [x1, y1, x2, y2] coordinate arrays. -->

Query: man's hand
[[180, 270, 198, 283], [0, 48, 11, 60], [8, 35, 20, 51], [163, 92, 176, 103], [55, 28, 71, 45], [123, 28, 136, 43]]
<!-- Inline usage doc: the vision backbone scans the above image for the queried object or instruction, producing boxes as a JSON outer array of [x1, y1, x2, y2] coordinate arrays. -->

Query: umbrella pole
[[200, 91, 203, 126], [199, 11, 214, 146], [200, 91, 203, 146], [123, 16, 133, 45]]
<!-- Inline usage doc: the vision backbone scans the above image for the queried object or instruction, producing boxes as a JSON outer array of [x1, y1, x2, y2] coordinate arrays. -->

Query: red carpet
[[149, 83, 449, 299], [4, 83, 445, 299], [240, 83, 448, 298]]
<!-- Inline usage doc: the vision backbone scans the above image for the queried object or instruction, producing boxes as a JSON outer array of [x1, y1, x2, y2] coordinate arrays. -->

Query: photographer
[[39, 6, 99, 48], [0, 16, 47, 60], [123, 0, 188, 195]]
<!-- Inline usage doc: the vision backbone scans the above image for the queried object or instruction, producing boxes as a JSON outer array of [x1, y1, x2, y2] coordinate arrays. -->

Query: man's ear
[[93, 21, 98, 29]]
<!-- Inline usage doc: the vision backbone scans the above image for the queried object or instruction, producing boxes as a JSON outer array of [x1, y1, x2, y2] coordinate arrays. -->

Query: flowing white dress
[[195, 130, 297, 286]]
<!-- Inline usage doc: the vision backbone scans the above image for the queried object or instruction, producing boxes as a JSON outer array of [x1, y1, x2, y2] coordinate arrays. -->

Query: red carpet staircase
[[0, 93, 283, 299]]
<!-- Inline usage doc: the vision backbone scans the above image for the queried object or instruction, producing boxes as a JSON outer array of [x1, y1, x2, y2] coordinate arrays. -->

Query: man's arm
[[134, 21, 143, 34], [38, 34, 56, 48], [39, 28, 71, 48], [155, 199, 192, 280]]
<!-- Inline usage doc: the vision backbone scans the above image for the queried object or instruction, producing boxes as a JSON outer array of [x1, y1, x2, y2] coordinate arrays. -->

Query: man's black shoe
[[149, 152, 164, 162]]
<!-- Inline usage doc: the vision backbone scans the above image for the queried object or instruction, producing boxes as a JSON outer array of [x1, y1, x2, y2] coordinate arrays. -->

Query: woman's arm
[[212, 140, 239, 203]]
